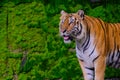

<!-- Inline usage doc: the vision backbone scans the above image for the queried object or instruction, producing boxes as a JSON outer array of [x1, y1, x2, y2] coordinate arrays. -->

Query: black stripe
[[112, 63, 115, 68], [110, 40, 116, 62], [118, 50, 120, 58], [76, 47, 84, 62], [111, 41, 116, 61], [68, 19, 73, 25], [79, 59, 84, 62], [83, 42, 91, 52], [116, 47, 120, 57], [87, 73, 94, 76], [85, 67, 94, 70], [82, 27, 90, 47], [77, 52, 83, 58], [107, 51, 114, 67], [93, 55, 99, 62], [108, 50, 112, 63], [114, 50, 120, 68], [97, 19, 106, 34], [111, 51, 115, 61], [76, 27, 79, 31], [81, 18, 90, 47], [77, 23, 82, 35], [80, 23, 82, 30], [89, 44, 96, 57], [83, 29, 90, 52]]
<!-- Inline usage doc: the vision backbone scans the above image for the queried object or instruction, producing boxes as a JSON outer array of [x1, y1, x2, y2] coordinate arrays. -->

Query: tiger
[[59, 9, 120, 80]]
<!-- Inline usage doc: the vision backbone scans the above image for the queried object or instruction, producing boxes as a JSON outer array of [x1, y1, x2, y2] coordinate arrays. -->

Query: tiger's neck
[[75, 30, 91, 52]]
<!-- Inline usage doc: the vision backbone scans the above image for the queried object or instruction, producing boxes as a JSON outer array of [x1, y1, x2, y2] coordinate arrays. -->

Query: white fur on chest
[[76, 37, 99, 67]]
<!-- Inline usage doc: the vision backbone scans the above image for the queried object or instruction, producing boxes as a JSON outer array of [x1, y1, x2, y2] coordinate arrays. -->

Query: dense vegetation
[[0, 0, 120, 80]]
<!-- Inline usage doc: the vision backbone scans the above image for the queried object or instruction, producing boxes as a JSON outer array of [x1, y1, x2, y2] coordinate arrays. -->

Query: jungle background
[[0, 0, 120, 80]]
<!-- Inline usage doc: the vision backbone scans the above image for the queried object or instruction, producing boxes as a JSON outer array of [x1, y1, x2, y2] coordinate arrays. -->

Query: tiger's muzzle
[[60, 30, 73, 43]]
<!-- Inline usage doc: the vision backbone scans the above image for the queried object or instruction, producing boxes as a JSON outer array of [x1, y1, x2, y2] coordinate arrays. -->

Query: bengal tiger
[[59, 10, 120, 80]]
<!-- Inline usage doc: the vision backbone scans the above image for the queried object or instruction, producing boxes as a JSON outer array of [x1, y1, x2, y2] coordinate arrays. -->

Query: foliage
[[0, 0, 120, 80]]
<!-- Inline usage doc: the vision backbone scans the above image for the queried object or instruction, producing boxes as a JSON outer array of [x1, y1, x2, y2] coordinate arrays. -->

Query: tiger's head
[[59, 10, 87, 43]]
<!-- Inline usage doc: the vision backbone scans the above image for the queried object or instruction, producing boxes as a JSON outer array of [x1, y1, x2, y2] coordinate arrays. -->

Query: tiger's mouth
[[63, 35, 73, 43], [63, 35, 70, 41]]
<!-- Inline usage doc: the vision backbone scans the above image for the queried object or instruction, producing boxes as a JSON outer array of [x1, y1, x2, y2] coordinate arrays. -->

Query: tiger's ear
[[61, 10, 67, 15], [77, 10, 84, 19]]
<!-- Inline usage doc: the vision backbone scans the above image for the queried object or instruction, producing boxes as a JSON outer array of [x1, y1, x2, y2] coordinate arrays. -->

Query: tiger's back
[[85, 15, 120, 68]]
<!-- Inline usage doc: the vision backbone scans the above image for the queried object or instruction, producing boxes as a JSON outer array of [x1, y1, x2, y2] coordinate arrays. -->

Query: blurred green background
[[0, 0, 120, 80]]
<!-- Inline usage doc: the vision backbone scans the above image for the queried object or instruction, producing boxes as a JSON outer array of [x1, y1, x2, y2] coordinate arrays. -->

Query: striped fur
[[59, 10, 120, 80]]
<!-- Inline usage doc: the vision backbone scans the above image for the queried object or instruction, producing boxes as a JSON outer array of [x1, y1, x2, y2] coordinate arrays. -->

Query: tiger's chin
[[64, 39, 72, 43]]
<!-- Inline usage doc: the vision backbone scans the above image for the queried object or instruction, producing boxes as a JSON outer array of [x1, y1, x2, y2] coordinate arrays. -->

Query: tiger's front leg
[[78, 56, 106, 80], [94, 56, 106, 80], [78, 59, 94, 80]]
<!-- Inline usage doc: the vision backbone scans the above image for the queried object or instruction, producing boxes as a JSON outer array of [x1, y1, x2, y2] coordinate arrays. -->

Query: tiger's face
[[59, 10, 86, 43]]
